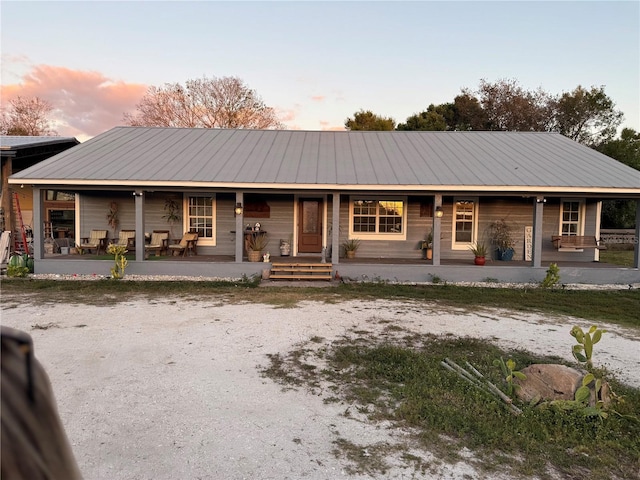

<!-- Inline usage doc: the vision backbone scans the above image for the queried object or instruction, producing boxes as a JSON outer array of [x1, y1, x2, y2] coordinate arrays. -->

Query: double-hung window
[[452, 198, 477, 249], [185, 194, 216, 245], [560, 200, 584, 237], [350, 197, 406, 240]]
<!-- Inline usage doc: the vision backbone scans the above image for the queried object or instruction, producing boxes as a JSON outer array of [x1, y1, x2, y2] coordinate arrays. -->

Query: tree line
[[1, 76, 637, 227]]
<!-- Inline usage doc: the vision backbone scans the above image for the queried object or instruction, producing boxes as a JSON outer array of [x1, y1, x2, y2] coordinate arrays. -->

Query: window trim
[[451, 197, 478, 251], [558, 198, 585, 251], [348, 196, 407, 241], [183, 193, 217, 246]]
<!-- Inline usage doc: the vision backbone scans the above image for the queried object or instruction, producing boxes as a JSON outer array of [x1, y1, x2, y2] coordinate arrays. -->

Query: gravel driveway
[[2, 296, 639, 479]]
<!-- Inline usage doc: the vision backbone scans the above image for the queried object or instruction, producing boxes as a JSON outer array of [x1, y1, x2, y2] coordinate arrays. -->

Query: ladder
[[12, 192, 29, 254]]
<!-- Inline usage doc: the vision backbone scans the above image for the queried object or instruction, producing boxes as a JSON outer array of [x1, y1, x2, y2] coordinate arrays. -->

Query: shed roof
[[8, 127, 640, 196]]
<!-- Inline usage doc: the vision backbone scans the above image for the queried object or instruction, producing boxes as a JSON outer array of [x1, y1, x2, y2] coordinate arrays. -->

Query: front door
[[298, 198, 323, 253]]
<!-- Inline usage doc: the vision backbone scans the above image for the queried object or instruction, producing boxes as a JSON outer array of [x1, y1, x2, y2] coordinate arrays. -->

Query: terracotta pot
[[426, 248, 433, 260], [474, 256, 486, 265], [346, 250, 356, 259]]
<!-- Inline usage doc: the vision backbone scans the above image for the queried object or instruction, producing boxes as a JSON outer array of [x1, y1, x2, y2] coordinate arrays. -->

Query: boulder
[[514, 363, 610, 407]]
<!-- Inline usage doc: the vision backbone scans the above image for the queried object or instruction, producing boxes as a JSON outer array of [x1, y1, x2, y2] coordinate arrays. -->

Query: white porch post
[[532, 196, 545, 268], [134, 190, 145, 261], [235, 192, 244, 263], [332, 193, 340, 264], [32, 188, 43, 260], [634, 200, 640, 269], [432, 194, 442, 266]]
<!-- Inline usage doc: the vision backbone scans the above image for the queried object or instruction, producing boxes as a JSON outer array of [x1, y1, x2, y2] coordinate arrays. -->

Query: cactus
[[107, 244, 129, 279], [570, 325, 606, 369]]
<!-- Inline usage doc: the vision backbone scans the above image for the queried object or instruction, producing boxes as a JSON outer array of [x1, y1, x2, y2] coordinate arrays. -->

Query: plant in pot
[[162, 197, 181, 238], [469, 242, 488, 265], [106, 201, 119, 238], [488, 219, 515, 261], [419, 230, 433, 260], [342, 238, 361, 259], [279, 234, 292, 256], [247, 233, 269, 262]]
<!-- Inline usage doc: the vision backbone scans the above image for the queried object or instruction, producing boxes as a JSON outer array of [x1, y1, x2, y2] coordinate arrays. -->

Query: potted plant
[[279, 234, 292, 256], [162, 197, 181, 238], [342, 238, 361, 259], [488, 219, 515, 261], [469, 242, 488, 265], [247, 233, 269, 262], [106, 201, 119, 238], [419, 230, 433, 260]]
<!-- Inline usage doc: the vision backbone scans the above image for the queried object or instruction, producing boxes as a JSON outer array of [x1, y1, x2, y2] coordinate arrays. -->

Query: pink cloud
[[1, 64, 147, 140], [310, 95, 325, 102], [319, 120, 346, 131]]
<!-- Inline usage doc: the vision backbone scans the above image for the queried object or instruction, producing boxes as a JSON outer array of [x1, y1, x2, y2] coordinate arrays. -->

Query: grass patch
[[264, 330, 640, 479], [1, 280, 639, 327], [600, 249, 635, 267]]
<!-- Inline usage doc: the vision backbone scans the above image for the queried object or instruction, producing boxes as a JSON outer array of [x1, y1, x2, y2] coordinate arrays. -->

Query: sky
[[1, 1, 638, 142]]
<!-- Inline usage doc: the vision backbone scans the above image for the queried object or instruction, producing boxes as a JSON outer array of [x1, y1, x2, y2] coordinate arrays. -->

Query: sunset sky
[[1, 1, 638, 142]]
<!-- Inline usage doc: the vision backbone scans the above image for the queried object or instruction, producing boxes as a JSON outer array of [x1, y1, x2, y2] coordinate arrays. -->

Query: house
[[1, 136, 80, 250], [8, 127, 640, 284]]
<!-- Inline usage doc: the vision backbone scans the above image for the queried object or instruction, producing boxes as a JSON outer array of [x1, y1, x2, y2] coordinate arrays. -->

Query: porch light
[[435, 206, 444, 218], [234, 202, 243, 216]]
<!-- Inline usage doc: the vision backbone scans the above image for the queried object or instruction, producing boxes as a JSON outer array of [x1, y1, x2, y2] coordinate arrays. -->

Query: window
[[560, 200, 584, 236], [186, 195, 216, 245], [350, 197, 406, 240], [452, 198, 477, 249]]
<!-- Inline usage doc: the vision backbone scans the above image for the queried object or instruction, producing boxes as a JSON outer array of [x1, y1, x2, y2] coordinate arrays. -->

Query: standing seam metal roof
[[7, 127, 640, 193]]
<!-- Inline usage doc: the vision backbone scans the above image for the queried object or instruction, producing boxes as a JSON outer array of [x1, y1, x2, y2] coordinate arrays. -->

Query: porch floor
[[43, 253, 623, 269]]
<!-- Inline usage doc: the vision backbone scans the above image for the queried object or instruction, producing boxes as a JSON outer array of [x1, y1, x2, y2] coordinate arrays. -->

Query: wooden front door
[[298, 198, 323, 253]]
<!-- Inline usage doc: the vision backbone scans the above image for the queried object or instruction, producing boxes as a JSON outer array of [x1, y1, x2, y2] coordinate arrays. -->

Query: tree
[[474, 78, 554, 132], [596, 128, 639, 228], [553, 85, 624, 147], [344, 110, 396, 131], [123, 76, 284, 129], [396, 106, 447, 131], [0, 96, 57, 136]]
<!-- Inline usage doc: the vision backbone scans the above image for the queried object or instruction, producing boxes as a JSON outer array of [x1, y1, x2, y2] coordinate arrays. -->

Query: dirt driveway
[[2, 296, 639, 479]]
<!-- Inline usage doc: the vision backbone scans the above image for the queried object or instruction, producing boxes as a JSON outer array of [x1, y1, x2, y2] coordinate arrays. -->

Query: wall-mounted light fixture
[[234, 202, 243, 216], [536, 197, 546, 204], [435, 206, 444, 218], [132, 191, 143, 197]]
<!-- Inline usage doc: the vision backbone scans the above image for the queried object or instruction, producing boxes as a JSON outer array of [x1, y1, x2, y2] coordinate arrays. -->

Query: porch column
[[32, 188, 43, 260], [634, 200, 640, 269], [133, 190, 145, 261], [531, 196, 545, 268], [432, 194, 442, 266], [235, 192, 244, 263], [331, 193, 340, 264]]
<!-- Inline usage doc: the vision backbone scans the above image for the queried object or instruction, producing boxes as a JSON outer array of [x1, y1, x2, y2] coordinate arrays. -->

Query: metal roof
[[1, 135, 79, 153], [8, 127, 640, 195]]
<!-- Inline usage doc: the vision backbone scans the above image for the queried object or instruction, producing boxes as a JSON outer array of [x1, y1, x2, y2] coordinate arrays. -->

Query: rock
[[514, 363, 611, 407], [515, 364, 584, 403]]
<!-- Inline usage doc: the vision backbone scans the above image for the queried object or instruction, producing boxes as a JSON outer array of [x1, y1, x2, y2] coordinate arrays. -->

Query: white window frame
[[558, 199, 585, 251], [348, 196, 407, 241], [451, 197, 478, 250], [183, 193, 217, 246]]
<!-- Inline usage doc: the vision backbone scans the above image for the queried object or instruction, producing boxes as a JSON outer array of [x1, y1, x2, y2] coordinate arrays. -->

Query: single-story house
[[8, 127, 640, 284], [1, 136, 80, 250]]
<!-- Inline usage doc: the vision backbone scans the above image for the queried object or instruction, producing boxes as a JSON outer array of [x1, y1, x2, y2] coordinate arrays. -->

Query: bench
[[551, 235, 606, 250]]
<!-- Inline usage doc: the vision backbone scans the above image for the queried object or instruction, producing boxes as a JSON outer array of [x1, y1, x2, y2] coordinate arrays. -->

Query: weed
[[540, 263, 560, 288]]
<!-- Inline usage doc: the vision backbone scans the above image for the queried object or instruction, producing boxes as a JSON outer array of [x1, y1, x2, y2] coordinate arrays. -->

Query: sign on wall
[[524, 226, 533, 261]]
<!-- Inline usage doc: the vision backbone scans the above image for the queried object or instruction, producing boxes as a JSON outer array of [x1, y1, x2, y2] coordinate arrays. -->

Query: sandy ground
[[1, 296, 639, 480]]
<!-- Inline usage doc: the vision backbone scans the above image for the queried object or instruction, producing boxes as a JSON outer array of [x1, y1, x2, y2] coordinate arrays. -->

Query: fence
[[600, 229, 638, 246]]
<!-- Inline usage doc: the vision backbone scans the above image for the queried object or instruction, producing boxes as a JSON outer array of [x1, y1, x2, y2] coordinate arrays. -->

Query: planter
[[425, 248, 433, 260], [247, 250, 262, 262], [345, 250, 356, 259], [496, 247, 514, 261], [474, 256, 486, 266], [279, 241, 291, 256]]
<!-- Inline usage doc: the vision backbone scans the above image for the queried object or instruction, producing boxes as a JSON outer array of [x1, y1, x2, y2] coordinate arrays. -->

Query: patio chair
[[168, 232, 198, 257], [145, 230, 170, 257], [79, 230, 108, 255], [113, 230, 136, 249]]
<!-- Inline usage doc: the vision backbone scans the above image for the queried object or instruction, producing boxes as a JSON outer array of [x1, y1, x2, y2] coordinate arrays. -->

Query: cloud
[[1, 64, 147, 140], [310, 95, 325, 102]]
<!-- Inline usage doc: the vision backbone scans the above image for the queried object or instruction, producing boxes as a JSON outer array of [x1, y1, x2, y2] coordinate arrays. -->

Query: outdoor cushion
[[79, 230, 108, 254]]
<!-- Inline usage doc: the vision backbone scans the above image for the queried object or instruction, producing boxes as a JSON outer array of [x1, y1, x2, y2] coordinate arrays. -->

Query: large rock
[[515, 364, 584, 403]]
